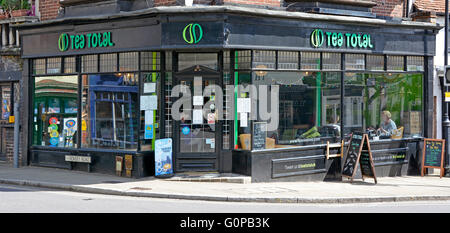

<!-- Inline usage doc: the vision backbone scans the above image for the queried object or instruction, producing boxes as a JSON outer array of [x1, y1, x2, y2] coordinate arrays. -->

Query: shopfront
[[17, 6, 439, 180]]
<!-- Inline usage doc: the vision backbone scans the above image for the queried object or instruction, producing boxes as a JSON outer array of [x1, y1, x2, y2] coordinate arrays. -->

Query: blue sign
[[155, 138, 173, 177], [49, 137, 59, 146], [182, 126, 190, 135], [144, 124, 153, 139]]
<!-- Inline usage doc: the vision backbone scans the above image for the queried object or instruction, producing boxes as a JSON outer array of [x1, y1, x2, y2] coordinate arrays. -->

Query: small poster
[[240, 112, 248, 127], [145, 110, 154, 125], [140, 95, 158, 110], [155, 138, 174, 177], [49, 117, 58, 125], [144, 124, 153, 139], [193, 96, 203, 106], [207, 113, 215, 124], [193, 109, 203, 125], [237, 98, 251, 113], [144, 83, 156, 93]]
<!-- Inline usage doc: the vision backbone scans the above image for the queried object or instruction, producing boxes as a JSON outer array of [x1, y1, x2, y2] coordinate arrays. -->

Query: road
[[1, 184, 450, 213]]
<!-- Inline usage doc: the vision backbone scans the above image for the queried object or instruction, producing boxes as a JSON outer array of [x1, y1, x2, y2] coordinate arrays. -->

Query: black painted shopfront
[[17, 7, 439, 181]]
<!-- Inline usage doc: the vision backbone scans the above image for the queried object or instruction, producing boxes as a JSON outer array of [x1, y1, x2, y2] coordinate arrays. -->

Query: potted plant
[[1, 0, 30, 18], [11, 0, 30, 17]]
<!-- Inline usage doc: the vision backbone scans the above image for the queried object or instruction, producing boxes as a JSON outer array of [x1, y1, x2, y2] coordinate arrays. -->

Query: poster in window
[[140, 95, 157, 110], [144, 124, 153, 139], [155, 138, 173, 177], [1, 88, 10, 120], [48, 98, 61, 113]]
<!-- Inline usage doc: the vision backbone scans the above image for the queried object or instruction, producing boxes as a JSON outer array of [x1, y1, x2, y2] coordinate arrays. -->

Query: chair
[[391, 126, 404, 139]]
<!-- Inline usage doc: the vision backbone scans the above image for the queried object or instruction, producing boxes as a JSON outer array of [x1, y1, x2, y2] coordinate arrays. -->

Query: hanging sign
[[421, 139, 445, 178], [155, 138, 174, 177], [342, 132, 377, 184]]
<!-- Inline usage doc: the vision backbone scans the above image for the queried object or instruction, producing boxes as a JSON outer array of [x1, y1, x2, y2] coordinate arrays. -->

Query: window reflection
[[81, 73, 138, 150], [33, 76, 78, 147]]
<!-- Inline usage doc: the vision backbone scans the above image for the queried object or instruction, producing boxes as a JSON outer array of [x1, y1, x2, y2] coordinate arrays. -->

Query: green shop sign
[[58, 32, 115, 52], [183, 23, 203, 44], [310, 29, 374, 49]]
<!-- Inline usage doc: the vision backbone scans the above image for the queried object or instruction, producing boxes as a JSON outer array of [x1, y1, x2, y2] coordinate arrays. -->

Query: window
[[278, 51, 298, 70], [81, 73, 138, 150], [237, 71, 341, 149], [1, 85, 11, 120], [33, 59, 46, 75], [387, 55, 404, 71], [178, 53, 218, 71], [47, 57, 62, 74], [345, 54, 365, 70], [367, 55, 384, 71], [343, 73, 423, 139], [140, 72, 161, 151], [253, 50, 276, 69], [407, 56, 424, 71], [235, 50, 252, 70], [81, 55, 98, 73], [32, 76, 79, 147], [100, 53, 118, 73], [300, 52, 320, 70], [64, 57, 76, 73], [141, 52, 161, 71], [119, 52, 138, 71], [322, 53, 341, 70]]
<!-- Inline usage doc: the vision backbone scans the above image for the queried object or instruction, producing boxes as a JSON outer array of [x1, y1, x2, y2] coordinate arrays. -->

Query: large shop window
[[33, 76, 79, 147], [237, 71, 341, 149], [81, 73, 139, 150], [343, 73, 423, 139]]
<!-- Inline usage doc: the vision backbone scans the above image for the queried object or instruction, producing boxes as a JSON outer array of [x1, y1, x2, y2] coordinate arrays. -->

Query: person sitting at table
[[378, 110, 397, 137]]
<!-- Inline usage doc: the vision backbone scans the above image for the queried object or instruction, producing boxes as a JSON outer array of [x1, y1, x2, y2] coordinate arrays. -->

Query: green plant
[[1, 0, 30, 12]]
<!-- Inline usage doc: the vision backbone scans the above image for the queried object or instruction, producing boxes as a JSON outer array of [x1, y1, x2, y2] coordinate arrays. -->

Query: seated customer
[[378, 110, 397, 137]]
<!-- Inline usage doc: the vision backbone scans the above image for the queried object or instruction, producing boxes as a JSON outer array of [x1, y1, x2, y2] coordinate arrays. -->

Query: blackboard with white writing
[[252, 122, 267, 151], [342, 132, 363, 177]]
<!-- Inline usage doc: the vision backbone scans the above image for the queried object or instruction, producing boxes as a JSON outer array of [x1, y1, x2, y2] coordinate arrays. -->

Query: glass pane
[[81, 73, 138, 150], [322, 53, 341, 70], [345, 54, 365, 70], [253, 50, 276, 69], [33, 76, 78, 148], [278, 51, 299, 70], [300, 52, 320, 70], [140, 72, 161, 151], [81, 55, 98, 73], [165, 51, 172, 71], [178, 53, 218, 71], [47, 57, 61, 74], [64, 57, 76, 73], [141, 51, 161, 71], [100, 53, 117, 73], [119, 52, 138, 71], [407, 56, 424, 71], [387, 55, 404, 71], [33, 59, 46, 75], [165, 72, 173, 138], [343, 73, 423, 139], [235, 50, 252, 70], [367, 55, 384, 71], [1, 86, 11, 120]]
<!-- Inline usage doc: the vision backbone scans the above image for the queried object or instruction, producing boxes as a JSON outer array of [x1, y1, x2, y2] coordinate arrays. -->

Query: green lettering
[[91, 33, 98, 48], [368, 35, 374, 48], [325, 32, 332, 47], [345, 33, 351, 47], [79, 35, 85, 49], [107, 32, 114, 46], [337, 33, 344, 47], [351, 34, 358, 47], [332, 33, 338, 47], [87, 33, 92, 48], [70, 35, 75, 49]]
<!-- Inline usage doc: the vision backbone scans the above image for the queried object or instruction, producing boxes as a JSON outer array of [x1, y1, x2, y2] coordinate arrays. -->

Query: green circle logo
[[183, 23, 203, 44], [310, 29, 324, 48], [58, 33, 69, 52]]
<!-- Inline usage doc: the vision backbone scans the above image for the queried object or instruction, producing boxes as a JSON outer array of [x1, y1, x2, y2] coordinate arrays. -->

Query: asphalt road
[[1, 184, 450, 213]]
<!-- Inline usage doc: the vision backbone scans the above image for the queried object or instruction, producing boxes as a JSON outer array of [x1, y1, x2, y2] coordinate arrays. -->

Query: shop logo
[[183, 23, 203, 44], [310, 29, 324, 48], [58, 33, 70, 52]]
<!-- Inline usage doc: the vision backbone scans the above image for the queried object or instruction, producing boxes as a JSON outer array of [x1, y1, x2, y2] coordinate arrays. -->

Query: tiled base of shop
[[166, 172, 251, 184]]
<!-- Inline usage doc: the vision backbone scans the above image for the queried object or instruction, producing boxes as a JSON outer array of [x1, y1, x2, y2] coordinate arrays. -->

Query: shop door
[[174, 68, 222, 172]]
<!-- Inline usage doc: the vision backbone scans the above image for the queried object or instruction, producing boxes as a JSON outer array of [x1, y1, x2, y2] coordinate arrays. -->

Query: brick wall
[[39, 0, 60, 21], [372, 0, 405, 18]]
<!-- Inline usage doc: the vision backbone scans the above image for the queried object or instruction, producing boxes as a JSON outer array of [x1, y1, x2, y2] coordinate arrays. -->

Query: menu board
[[342, 132, 377, 183], [252, 122, 267, 151], [421, 139, 445, 178], [342, 132, 364, 178]]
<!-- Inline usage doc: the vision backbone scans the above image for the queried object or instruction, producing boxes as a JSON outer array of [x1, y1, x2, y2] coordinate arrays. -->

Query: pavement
[[1, 162, 450, 203]]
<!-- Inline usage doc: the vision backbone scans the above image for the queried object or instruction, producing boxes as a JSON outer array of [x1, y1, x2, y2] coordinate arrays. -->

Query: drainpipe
[[13, 100, 19, 168], [443, 0, 450, 176]]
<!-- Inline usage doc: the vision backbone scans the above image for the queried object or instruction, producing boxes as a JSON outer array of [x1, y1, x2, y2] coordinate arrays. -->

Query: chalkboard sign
[[421, 138, 445, 178], [252, 122, 267, 151], [342, 132, 364, 178], [342, 132, 377, 184]]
